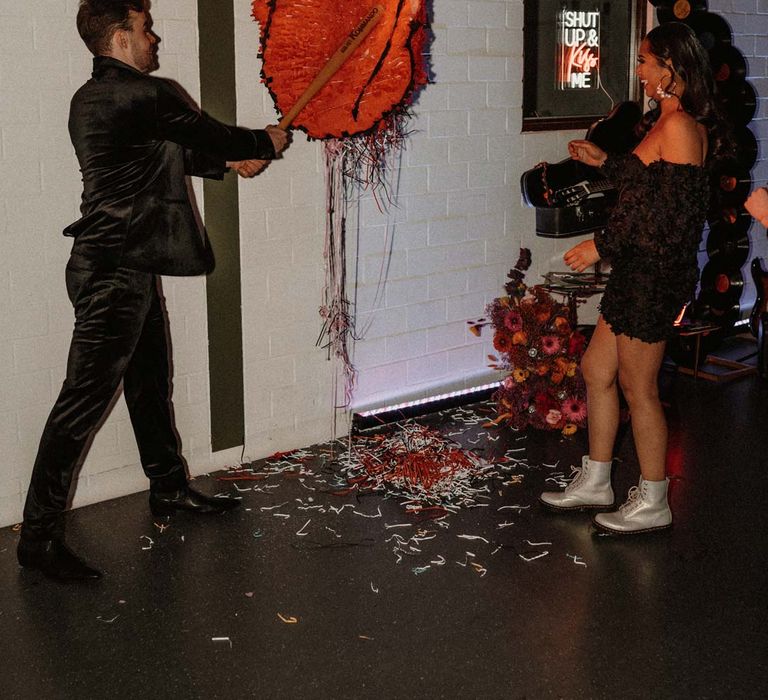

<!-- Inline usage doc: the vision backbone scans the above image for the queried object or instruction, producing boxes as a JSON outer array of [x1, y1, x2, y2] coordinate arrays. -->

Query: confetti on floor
[[204, 403, 583, 581], [337, 422, 523, 515]]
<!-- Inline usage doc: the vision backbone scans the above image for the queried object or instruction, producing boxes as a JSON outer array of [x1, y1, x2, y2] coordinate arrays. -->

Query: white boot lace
[[619, 485, 642, 515], [564, 465, 586, 492]]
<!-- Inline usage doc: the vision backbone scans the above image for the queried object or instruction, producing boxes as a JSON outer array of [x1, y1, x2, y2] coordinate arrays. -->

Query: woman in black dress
[[540, 23, 729, 534]]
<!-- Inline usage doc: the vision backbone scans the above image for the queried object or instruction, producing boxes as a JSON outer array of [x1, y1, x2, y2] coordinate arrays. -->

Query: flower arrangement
[[470, 249, 588, 436]]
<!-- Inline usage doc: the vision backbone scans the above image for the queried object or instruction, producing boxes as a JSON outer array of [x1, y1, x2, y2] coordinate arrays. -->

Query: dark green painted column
[[197, 0, 245, 451]]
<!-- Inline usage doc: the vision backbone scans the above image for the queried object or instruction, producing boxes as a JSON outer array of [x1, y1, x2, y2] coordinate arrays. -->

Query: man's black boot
[[148, 484, 240, 516], [17, 538, 102, 582]]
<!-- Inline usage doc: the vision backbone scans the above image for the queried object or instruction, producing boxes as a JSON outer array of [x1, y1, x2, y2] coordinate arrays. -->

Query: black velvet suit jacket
[[64, 56, 276, 276]]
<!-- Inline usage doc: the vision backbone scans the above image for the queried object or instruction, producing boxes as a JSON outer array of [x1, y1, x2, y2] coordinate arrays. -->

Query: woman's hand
[[745, 187, 768, 228], [564, 240, 601, 272], [568, 140, 608, 168]]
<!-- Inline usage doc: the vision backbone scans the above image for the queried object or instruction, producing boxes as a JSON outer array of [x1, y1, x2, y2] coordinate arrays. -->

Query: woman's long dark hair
[[636, 22, 733, 164]]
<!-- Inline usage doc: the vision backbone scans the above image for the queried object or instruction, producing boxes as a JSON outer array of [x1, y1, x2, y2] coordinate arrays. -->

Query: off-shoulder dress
[[594, 152, 710, 343]]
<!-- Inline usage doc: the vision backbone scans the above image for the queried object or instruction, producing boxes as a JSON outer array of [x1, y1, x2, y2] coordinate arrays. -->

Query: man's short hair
[[76, 0, 146, 56]]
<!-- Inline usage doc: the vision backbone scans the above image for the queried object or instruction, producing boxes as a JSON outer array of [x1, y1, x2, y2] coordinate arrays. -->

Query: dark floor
[[1, 364, 768, 699]]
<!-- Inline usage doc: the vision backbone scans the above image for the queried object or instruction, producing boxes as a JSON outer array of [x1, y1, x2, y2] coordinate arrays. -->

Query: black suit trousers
[[22, 262, 187, 540]]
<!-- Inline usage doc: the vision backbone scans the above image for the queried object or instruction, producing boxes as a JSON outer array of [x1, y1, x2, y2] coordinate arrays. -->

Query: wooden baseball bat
[[277, 4, 385, 129]]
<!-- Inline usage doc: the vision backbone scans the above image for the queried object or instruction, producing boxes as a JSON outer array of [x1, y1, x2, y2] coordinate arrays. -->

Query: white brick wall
[[328, 0, 582, 412], [235, 2, 561, 453], [2, 0, 767, 527], [234, 1, 338, 460]]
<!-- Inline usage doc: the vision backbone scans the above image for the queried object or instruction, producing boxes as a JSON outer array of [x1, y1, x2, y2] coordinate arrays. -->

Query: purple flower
[[515, 248, 532, 272]]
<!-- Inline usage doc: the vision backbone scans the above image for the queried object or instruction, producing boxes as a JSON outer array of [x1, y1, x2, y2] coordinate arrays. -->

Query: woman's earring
[[656, 80, 676, 100]]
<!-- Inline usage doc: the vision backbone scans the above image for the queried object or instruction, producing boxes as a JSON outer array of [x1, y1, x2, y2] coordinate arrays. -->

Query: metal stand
[[539, 271, 609, 327], [676, 324, 757, 382]]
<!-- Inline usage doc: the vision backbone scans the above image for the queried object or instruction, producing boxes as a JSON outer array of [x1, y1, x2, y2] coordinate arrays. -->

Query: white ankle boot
[[540, 456, 614, 511], [593, 477, 672, 534]]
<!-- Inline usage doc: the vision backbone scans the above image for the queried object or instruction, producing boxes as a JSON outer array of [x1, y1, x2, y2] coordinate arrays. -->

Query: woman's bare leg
[[616, 335, 668, 481], [581, 316, 620, 462]]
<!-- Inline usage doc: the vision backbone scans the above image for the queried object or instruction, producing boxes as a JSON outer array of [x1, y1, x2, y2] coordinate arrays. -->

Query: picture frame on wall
[[522, 0, 647, 132]]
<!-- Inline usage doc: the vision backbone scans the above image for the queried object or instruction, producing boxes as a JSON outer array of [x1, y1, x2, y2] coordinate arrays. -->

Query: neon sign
[[557, 8, 600, 90]]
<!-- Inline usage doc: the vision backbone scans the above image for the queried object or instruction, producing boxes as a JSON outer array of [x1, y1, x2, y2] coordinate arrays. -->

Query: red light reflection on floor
[[665, 438, 686, 478]]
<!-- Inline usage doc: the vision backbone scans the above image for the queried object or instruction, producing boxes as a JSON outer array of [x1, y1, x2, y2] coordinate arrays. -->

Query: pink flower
[[503, 310, 523, 333], [541, 335, 561, 356], [545, 409, 563, 426], [502, 376, 516, 390], [561, 397, 587, 423]]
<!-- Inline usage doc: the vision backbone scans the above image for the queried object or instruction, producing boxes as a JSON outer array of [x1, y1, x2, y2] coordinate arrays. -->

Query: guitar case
[[531, 191, 617, 238], [520, 101, 643, 238]]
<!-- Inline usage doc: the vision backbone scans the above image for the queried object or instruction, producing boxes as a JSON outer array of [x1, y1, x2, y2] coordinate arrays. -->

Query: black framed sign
[[522, 0, 647, 131]]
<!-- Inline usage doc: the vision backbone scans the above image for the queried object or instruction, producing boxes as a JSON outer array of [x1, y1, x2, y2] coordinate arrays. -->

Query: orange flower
[[512, 331, 528, 345], [513, 368, 530, 383], [553, 316, 571, 333], [551, 371, 564, 385], [562, 423, 577, 436], [493, 332, 513, 353], [535, 363, 549, 376]]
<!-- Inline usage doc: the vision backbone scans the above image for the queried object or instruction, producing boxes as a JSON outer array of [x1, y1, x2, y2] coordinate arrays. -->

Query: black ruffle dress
[[594, 153, 709, 343]]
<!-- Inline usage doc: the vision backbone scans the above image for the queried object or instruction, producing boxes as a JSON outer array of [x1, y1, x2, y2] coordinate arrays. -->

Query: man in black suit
[[17, 0, 289, 581]]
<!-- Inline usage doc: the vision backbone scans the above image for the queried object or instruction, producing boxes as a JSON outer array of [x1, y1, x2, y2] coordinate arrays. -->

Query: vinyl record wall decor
[[652, 0, 757, 335]]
